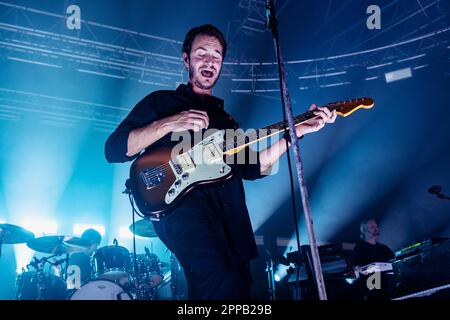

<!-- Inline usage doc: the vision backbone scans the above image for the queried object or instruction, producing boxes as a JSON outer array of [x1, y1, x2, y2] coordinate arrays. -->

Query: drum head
[[69, 280, 132, 300]]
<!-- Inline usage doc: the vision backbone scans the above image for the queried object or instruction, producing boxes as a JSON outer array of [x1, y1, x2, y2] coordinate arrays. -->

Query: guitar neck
[[223, 103, 333, 155], [264, 102, 344, 132], [222, 97, 374, 155]]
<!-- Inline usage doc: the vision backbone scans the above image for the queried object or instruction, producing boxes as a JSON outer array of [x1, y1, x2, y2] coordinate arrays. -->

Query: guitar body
[[129, 130, 233, 219], [128, 97, 374, 219]]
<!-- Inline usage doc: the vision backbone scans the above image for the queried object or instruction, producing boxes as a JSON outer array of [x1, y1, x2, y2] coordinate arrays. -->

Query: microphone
[[428, 185, 442, 194], [428, 185, 450, 200]]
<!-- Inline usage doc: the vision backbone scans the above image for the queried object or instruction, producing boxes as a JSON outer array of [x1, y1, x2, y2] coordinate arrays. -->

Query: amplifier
[[393, 239, 450, 296]]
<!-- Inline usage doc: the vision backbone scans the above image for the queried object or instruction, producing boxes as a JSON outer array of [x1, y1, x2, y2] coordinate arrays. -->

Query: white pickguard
[[165, 130, 232, 204]]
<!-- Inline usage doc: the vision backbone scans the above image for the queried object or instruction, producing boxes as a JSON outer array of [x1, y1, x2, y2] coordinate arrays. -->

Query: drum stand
[[26, 257, 47, 300], [0, 236, 3, 258], [26, 254, 69, 300], [265, 257, 276, 300]]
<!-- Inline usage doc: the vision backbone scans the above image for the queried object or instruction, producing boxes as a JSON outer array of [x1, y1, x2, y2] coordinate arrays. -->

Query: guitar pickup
[[175, 154, 195, 172], [202, 143, 223, 164], [140, 168, 166, 189]]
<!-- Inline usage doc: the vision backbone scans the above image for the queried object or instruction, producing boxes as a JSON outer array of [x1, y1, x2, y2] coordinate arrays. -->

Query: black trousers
[[152, 194, 252, 300]]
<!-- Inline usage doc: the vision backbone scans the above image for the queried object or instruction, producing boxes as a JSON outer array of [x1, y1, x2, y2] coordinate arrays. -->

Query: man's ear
[[182, 52, 189, 69]]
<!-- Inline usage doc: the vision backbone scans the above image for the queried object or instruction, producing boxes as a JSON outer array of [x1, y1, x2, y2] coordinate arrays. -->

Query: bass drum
[[15, 271, 67, 300], [69, 280, 132, 300]]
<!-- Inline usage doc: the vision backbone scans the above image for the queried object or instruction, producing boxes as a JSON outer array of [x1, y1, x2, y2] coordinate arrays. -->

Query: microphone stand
[[265, 0, 327, 300], [265, 250, 276, 300], [64, 253, 69, 282], [429, 186, 450, 200]]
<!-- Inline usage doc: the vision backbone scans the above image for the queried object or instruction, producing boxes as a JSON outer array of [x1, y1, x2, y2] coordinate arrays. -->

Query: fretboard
[[223, 103, 335, 155]]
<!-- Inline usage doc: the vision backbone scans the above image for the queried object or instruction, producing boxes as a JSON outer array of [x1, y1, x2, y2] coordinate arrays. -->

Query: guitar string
[[136, 102, 362, 180], [137, 113, 326, 181], [137, 112, 336, 180]]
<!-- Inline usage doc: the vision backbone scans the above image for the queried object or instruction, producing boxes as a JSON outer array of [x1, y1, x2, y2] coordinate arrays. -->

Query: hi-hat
[[0, 223, 35, 244], [129, 219, 158, 238], [27, 236, 93, 255]]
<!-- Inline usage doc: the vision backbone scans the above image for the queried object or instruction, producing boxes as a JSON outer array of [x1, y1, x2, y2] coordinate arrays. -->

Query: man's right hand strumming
[[126, 109, 209, 157], [160, 109, 209, 133]]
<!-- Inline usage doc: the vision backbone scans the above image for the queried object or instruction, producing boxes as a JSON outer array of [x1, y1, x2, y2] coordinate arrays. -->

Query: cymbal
[[129, 219, 158, 238], [0, 223, 35, 244], [27, 236, 93, 254]]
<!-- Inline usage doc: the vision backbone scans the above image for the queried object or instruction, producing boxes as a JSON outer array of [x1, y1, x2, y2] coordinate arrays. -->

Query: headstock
[[330, 98, 375, 117]]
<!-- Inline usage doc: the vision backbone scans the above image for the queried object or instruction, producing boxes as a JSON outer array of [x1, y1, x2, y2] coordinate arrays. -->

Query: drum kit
[[0, 220, 186, 300]]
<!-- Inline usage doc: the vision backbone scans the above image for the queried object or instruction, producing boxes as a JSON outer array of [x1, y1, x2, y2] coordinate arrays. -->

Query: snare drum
[[15, 271, 67, 300], [69, 280, 132, 300], [91, 245, 131, 284]]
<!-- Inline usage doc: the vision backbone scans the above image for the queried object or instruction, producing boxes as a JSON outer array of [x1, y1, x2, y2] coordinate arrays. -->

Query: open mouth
[[200, 70, 214, 78]]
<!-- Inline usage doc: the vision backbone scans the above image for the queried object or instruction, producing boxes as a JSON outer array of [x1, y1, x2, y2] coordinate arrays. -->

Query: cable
[[127, 190, 142, 300]]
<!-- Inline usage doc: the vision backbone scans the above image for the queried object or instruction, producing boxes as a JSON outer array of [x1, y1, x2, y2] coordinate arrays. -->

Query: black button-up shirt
[[105, 84, 265, 260]]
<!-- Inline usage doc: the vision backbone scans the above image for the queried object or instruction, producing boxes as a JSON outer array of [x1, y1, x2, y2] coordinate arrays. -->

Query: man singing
[[105, 24, 336, 299]]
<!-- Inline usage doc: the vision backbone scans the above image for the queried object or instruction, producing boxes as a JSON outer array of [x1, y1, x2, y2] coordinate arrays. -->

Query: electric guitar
[[128, 98, 374, 219]]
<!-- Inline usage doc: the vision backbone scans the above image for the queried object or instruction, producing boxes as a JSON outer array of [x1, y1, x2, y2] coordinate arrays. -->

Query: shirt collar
[[175, 83, 224, 109]]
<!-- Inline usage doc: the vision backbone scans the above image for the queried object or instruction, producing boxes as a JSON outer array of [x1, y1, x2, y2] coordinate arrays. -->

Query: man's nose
[[204, 55, 213, 65]]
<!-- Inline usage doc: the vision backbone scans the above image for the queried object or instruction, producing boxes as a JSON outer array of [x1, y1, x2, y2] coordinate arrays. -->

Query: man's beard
[[189, 64, 219, 90]]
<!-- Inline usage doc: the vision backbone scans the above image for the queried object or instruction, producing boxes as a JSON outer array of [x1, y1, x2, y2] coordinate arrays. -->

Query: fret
[[221, 98, 373, 153]]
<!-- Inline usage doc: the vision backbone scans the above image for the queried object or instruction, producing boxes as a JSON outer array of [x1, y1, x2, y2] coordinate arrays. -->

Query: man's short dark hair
[[81, 228, 102, 246], [182, 24, 227, 59]]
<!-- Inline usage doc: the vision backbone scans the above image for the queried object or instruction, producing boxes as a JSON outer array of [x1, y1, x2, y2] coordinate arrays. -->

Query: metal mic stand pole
[[265, 251, 276, 300], [265, 0, 327, 300], [64, 253, 69, 282]]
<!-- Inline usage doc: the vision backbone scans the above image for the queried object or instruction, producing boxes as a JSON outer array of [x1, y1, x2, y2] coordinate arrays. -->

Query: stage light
[[12, 220, 57, 275], [396, 53, 426, 63], [366, 62, 393, 70], [21, 219, 58, 236], [413, 64, 428, 71], [119, 226, 146, 239], [385, 67, 412, 83], [274, 265, 289, 283], [73, 223, 105, 236], [298, 71, 347, 79], [13, 243, 34, 274]]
